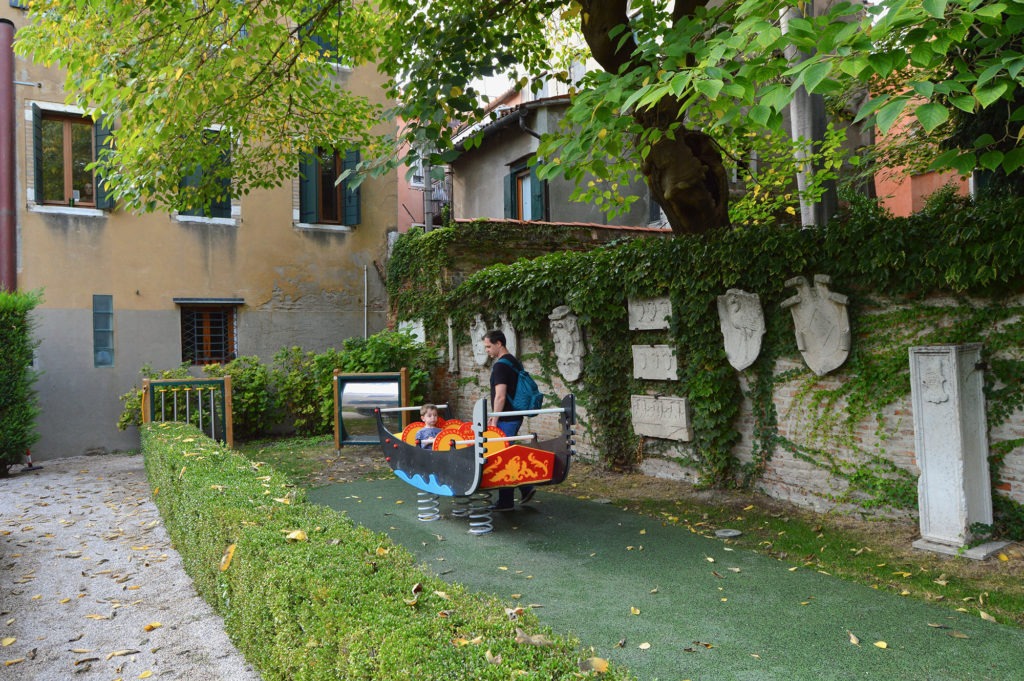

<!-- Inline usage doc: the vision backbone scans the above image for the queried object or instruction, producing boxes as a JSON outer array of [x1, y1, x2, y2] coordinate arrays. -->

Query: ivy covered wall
[[388, 191, 1024, 535]]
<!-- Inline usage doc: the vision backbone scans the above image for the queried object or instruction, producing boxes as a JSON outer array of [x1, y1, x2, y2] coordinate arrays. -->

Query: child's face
[[423, 409, 438, 427]]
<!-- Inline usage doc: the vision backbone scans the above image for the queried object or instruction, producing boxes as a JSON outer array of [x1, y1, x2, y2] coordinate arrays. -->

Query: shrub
[[0, 290, 41, 476], [116, 363, 193, 432], [142, 423, 632, 680], [203, 356, 278, 440], [121, 331, 441, 440]]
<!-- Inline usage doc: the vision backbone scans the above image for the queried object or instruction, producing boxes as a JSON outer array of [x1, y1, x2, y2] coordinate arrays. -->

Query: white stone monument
[[716, 289, 765, 371], [549, 305, 585, 382], [446, 317, 459, 373], [498, 313, 518, 358], [631, 395, 692, 441], [632, 345, 678, 381], [469, 314, 488, 366], [628, 297, 672, 330], [781, 274, 850, 375], [909, 344, 1007, 559]]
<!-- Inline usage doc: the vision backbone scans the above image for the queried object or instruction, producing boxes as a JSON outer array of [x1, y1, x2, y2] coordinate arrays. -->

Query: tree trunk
[[580, 0, 729, 235], [638, 111, 730, 235]]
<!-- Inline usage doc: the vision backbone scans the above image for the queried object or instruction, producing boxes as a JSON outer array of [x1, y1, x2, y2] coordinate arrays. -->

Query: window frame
[[298, 148, 361, 227], [179, 304, 238, 366], [503, 160, 546, 221], [31, 104, 114, 210], [92, 294, 114, 368], [178, 128, 233, 220]]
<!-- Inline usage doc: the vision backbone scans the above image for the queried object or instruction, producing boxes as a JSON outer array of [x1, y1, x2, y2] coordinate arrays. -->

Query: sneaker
[[519, 487, 537, 505]]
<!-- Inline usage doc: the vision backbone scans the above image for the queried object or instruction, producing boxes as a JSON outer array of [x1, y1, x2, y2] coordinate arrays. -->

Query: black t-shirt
[[490, 354, 523, 423]]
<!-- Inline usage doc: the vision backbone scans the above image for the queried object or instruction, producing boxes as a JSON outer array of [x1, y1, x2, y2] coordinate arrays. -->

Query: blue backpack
[[497, 357, 544, 411]]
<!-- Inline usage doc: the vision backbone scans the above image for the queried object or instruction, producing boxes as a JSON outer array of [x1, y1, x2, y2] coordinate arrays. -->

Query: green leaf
[[975, 3, 1008, 18], [696, 78, 725, 100], [1002, 146, 1024, 174], [839, 56, 870, 78], [979, 150, 1004, 171], [974, 81, 1009, 108], [949, 95, 976, 113], [910, 81, 935, 99], [875, 97, 909, 135], [922, 0, 948, 19], [748, 104, 771, 127], [801, 61, 833, 94], [914, 102, 949, 133], [760, 84, 792, 112]]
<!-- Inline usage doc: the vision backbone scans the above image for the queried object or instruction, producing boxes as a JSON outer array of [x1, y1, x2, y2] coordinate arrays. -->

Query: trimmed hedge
[[0, 290, 41, 477], [142, 423, 634, 680]]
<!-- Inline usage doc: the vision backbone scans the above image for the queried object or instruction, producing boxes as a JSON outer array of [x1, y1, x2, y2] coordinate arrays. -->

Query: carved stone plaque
[[628, 297, 672, 330], [631, 395, 692, 441], [632, 345, 678, 381]]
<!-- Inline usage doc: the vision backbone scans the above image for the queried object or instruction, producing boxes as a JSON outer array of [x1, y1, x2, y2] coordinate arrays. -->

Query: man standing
[[483, 329, 536, 511]]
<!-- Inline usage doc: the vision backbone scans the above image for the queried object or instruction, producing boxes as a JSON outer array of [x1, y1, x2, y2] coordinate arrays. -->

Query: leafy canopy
[[15, 0, 1024, 213], [16, 0, 394, 213]]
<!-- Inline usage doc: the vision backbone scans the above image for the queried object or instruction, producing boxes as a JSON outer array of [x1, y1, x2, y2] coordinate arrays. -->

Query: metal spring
[[467, 491, 494, 535], [416, 491, 440, 522], [450, 495, 471, 518]]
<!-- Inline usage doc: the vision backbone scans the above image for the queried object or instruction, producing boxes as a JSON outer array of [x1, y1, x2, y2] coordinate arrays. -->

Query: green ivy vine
[[388, 189, 1024, 534]]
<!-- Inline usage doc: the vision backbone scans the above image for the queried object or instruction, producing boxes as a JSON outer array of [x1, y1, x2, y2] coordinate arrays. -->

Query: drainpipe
[[363, 264, 368, 339], [1, 19, 16, 292]]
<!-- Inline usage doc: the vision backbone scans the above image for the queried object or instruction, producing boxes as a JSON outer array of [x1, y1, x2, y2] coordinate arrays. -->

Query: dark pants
[[495, 419, 534, 508]]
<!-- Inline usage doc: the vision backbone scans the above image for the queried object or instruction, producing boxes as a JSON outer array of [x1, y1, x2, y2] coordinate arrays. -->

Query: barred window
[[180, 305, 236, 365]]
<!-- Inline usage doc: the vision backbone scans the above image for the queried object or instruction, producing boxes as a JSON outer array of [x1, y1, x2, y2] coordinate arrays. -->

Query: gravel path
[[0, 454, 261, 681]]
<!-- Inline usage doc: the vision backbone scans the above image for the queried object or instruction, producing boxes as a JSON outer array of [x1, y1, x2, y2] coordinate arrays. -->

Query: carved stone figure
[[780, 274, 851, 376], [716, 289, 765, 371], [498, 313, 518, 357], [549, 305, 586, 382], [447, 316, 459, 373], [470, 313, 488, 366]]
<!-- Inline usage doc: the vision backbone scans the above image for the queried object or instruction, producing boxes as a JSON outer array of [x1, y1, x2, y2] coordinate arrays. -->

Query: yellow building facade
[[1, 6, 396, 459]]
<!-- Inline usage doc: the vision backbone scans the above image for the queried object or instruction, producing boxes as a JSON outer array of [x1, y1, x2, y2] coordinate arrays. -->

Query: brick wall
[[434, 327, 1024, 521]]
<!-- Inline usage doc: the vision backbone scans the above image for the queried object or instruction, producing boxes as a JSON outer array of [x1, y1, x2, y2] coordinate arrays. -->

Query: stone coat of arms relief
[[781, 274, 851, 376]]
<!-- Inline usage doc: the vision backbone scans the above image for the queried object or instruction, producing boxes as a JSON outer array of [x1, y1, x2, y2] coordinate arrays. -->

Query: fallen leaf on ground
[[848, 631, 860, 646], [106, 650, 139, 660], [949, 630, 970, 639], [638, 642, 651, 650], [0, 639, 14, 647], [219, 544, 236, 572], [143, 623, 162, 632], [514, 628, 552, 646], [630, 606, 640, 615], [579, 657, 609, 672], [980, 611, 996, 622], [874, 641, 888, 649], [485, 649, 502, 665], [285, 530, 307, 542]]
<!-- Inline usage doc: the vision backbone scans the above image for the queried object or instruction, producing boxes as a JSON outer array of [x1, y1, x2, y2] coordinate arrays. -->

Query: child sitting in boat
[[415, 404, 442, 448]]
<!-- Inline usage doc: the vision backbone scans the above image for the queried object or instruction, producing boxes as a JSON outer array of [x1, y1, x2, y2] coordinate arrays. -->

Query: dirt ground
[[306, 446, 1024, 588]]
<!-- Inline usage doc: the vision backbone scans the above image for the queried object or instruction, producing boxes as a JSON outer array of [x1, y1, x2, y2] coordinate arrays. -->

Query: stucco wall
[[5, 5, 397, 459]]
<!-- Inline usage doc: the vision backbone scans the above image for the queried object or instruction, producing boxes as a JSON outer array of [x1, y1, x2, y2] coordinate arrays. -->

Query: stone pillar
[[909, 344, 1006, 559]]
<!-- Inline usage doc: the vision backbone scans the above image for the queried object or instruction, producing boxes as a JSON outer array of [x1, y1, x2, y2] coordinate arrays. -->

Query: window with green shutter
[[503, 161, 546, 221], [31, 106, 113, 210], [178, 130, 232, 219], [298, 148, 361, 226]]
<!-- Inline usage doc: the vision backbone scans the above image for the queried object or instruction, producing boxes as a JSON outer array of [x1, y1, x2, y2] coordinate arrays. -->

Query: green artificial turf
[[311, 479, 1024, 681]]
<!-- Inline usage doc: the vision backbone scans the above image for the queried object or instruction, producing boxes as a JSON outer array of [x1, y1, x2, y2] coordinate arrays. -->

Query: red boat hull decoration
[[481, 446, 555, 488]]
